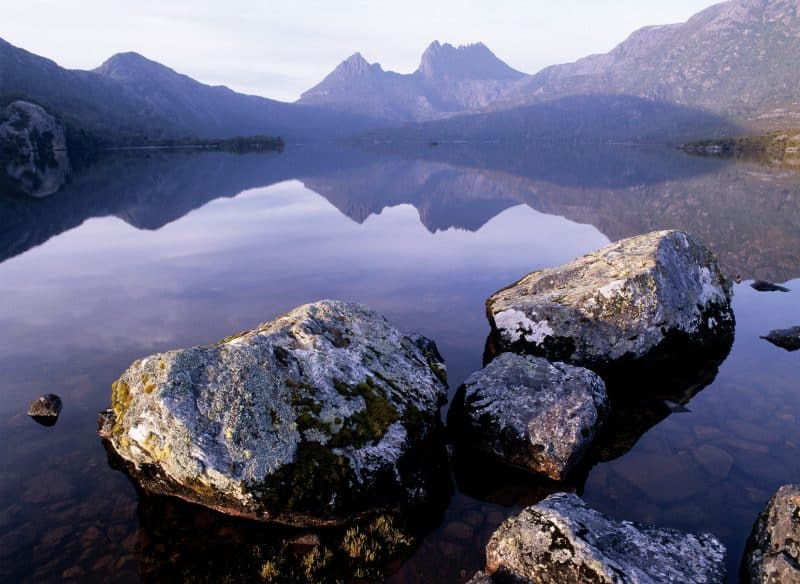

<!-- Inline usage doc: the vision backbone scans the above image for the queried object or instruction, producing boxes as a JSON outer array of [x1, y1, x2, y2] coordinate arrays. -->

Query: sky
[[2, 0, 721, 102]]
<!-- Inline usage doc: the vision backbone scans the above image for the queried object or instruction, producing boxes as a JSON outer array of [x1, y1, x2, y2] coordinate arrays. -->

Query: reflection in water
[[1, 146, 799, 583], [3, 144, 800, 281], [133, 493, 443, 583]]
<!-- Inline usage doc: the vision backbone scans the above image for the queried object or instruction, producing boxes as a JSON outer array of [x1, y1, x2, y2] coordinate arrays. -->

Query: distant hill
[[298, 41, 526, 122], [497, 0, 800, 129], [0, 38, 378, 143]]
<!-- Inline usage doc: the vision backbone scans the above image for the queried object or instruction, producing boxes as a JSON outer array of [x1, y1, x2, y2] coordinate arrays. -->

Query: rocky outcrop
[[761, 326, 800, 352], [98, 300, 449, 526], [483, 493, 727, 583], [450, 353, 608, 480], [744, 484, 800, 583], [486, 230, 734, 371], [0, 100, 69, 197]]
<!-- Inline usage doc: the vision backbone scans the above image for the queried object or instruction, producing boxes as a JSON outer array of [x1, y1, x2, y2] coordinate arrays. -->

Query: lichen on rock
[[486, 230, 734, 370], [98, 300, 449, 526], [450, 353, 608, 480], [743, 484, 800, 583], [483, 492, 727, 583]]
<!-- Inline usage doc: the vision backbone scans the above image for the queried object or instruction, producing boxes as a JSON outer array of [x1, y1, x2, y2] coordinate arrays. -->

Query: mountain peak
[[416, 41, 523, 81], [95, 51, 177, 80]]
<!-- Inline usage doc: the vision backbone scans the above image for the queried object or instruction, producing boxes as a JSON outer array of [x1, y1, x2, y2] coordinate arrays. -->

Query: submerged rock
[[450, 353, 608, 480], [751, 280, 790, 293], [98, 300, 449, 526], [27, 393, 63, 426], [484, 492, 726, 583], [486, 230, 734, 370], [743, 484, 800, 583], [761, 326, 800, 352], [0, 101, 70, 197]]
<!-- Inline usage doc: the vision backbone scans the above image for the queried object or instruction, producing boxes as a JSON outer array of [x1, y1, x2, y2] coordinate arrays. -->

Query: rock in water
[[486, 230, 734, 370], [98, 300, 449, 526], [484, 493, 727, 583], [451, 353, 607, 480], [750, 280, 790, 293], [27, 393, 63, 425], [0, 101, 70, 197], [744, 484, 800, 583], [761, 326, 800, 352]]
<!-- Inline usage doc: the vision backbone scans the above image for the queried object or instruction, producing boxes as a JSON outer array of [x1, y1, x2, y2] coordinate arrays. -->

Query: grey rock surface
[[454, 353, 608, 480], [27, 393, 63, 418], [0, 101, 70, 197], [486, 230, 734, 369], [98, 300, 449, 526], [761, 326, 800, 352], [744, 484, 800, 583], [484, 492, 727, 583]]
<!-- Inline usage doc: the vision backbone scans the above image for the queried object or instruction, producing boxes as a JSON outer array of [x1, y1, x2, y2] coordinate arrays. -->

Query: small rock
[[761, 326, 800, 352], [62, 566, 86, 579], [692, 444, 734, 480], [465, 572, 493, 584], [751, 280, 790, 292], [451, 353, 608, 480], [484, 492, 726, 583], [27, 394, 62, 425], [486, 230, 734, 370], [289, 533, 321, 553], [744, 484, 800, 583]]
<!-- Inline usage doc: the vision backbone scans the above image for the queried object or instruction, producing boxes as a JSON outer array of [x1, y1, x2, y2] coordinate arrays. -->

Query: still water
[[0, 144, 798, 582]]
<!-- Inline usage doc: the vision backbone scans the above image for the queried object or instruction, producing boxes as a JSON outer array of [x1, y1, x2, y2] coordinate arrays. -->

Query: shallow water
[[0, 144, 798, 582]]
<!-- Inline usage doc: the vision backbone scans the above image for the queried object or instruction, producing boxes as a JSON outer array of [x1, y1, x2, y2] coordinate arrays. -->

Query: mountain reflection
[[2, 143, 799, 281]]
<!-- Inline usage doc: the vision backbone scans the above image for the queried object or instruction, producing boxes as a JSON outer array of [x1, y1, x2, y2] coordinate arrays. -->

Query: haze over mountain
[[0, 38, 377, 143], [298, 41, 526, 121], [304, 0, 800, 131]]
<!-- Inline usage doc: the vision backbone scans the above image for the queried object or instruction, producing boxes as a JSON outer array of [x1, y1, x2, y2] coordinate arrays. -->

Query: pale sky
[[1, 0, 721, 102]]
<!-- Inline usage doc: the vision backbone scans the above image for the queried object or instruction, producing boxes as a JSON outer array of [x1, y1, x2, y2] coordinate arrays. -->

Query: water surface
[[1, 145, 798, 582]]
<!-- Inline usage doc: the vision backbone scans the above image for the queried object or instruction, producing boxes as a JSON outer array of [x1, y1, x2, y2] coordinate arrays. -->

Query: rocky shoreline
[[95, 230, 798, 582]]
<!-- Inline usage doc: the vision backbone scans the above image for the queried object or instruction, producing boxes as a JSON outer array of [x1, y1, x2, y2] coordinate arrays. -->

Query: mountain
[[298, 41, 526, 122], [314, 0, 800, 136], [497, 0, 800, 128], [0, 38, 377, 143]]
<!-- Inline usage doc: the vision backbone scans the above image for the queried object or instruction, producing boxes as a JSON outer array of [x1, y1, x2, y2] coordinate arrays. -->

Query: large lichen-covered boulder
[[0, 100, 70, 197], [98, 300, 449, 526], [486, 230, 734, 370], [743, 484, 800, 583], [450, 353, 608, 480], [484, 493, 727, 583]]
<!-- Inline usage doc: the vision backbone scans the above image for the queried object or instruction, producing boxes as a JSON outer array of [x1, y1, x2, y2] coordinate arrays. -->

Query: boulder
[[486, 230, 734, 370], [484, 492, 726, 583], [751, 280, 790, 293], [27, 393, 63, 426], [761, 326, 800, 352], [98, 300, 449, 526], [451, 353, 608, 480], [743, 484, 800, 583], [0, 101, 70, 197]]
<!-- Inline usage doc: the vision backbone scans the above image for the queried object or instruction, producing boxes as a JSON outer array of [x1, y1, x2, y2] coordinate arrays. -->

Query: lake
[[1, 143, 798, 582]]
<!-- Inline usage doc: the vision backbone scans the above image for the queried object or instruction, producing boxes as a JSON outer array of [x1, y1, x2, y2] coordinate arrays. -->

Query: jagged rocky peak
[[332, 52, 382, 78], [416, 40, 524, 80]]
